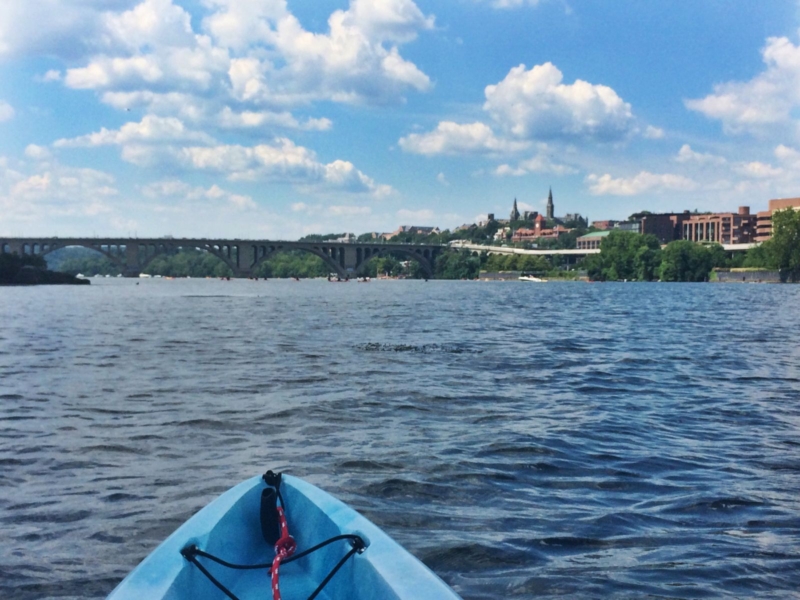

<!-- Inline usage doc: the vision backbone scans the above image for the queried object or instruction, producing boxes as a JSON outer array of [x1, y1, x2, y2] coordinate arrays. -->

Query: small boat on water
[[519, 275, 547, 282], [107, 472, 461, 600]]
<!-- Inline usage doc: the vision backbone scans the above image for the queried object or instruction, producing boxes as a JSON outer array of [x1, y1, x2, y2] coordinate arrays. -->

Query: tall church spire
[[546, 187, 554, 219], [510, 198, 520, 221]]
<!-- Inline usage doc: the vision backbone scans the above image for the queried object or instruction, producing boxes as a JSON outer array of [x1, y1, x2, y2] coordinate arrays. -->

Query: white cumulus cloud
[[104, 0, 195, 50], [142, 178, 256, 210], [400, 60, 652, 159], [0, 101, 15, 122], [735, 161, 783, 178], [0, 158, 119, 224], [484, 62, 636, 142], [64, 36, 230, 92], [685, 35, 800, 136], [643, 125, 665, 139], [179, 138, 392, 197], [203, 0, 433, 105], [0, 0, 136, 60], [586, 171, 697, 196], [494, 153, 578, 176], [775, 143, 800, 167], [24, 145, 52, 160], [399, 121, 528, 155], [218, 107, 331, 131], [54, 115, 214, 147], [675, 144, 727, 165], [474, 0, 545, 7]]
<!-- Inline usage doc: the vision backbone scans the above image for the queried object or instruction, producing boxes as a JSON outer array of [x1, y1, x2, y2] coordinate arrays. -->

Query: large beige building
[[756, 198, 800, 242]]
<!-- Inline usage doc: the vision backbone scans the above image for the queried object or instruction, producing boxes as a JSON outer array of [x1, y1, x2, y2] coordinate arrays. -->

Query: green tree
[[767, 208, 800, 281], [706, 244, 730, 269], [0, 252, 46, 282], [298, 233, 347, 242], [582, 253, 604, 281], [742, 243, 776, 269], [374, 256, 401, 277], [589, 231, 661, 281], [555, 230, 581, 249], [253, 250, 329, 278], [520, 255, 550, 274], [659, 241, 715, 282], [434, 250, 480, 279], [634, 244, 662, 281], [140, 250, 235, 277]]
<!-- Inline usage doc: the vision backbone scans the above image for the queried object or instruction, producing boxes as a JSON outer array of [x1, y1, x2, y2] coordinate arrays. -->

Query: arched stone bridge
[[0, 237, 444, 278]]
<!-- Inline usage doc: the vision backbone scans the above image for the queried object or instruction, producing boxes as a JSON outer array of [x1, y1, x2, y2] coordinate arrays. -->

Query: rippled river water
[[2, 279, 800, 599]]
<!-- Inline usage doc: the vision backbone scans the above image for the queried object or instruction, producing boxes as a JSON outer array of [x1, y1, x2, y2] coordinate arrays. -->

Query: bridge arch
[[40, 242, 127, 271], [197, 244, 239, 275], [355, 246, 437, 278], [133, 243, 239, 275], [251, 244, 346, 278]]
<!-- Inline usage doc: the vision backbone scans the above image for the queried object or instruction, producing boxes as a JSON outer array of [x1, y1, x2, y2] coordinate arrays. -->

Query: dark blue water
[[1, 279, 799, 599]]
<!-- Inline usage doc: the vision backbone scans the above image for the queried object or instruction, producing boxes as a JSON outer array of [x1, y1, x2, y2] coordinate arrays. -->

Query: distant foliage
[[144, 249, 330, 278], [583, 231, 662, 281], [47, 246, 117, 275], [766, 209, 800, 281], [253, 251, 328, 278], [1, 252, 86, 285], [145, 250, 233, 277], [298, 233, 348, 242], [434, 250, 480, 279], [361, 256, 401, 277], [582, 232, 753, 282], [359, 254, 427, 278], [0, 252, 46, 282], [481, 252, 551, 274], [659, 241, 717, 282]]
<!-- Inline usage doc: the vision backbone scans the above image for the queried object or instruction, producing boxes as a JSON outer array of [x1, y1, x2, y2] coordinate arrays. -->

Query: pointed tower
[[546, 187, 554, 219], [510, 198, 520, 221]]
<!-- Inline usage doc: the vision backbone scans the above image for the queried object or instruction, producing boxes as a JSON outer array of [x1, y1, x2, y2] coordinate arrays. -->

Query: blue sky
[[2, 0, 800, 239]]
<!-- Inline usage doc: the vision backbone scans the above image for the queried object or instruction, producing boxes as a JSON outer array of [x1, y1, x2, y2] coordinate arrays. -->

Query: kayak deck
[[108, 474, 461, 600]]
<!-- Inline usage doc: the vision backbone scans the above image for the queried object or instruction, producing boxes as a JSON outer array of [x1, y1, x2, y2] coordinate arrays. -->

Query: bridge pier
[[343, 246, 359, 274], [123, 244, 141, 277], [234, 243, 255, 278]]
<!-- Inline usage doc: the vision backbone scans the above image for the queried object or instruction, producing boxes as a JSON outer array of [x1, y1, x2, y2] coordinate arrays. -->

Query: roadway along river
[[1, 278, 800, 599]]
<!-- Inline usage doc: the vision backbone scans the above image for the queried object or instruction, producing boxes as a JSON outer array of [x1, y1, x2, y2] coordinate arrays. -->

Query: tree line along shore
[[0, 253, 89, 285], [14, 208, 800, 283]]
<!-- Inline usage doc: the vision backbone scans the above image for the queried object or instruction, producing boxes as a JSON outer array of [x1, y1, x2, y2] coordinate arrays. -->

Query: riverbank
[[1, 268, 90, 285], [713, 268, 781, 283]]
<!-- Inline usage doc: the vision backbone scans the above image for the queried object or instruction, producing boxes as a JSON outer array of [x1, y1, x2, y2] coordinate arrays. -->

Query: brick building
[[680, 206, 756, 244], [576, 231, 611, 249], [511, 224, 570, 243], [640, 212, 692, 243], [591, 220, 615, 230], [756, 197, 800, 242]]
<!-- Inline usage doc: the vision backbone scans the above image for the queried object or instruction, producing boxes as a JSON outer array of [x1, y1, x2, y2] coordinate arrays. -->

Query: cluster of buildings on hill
[[457, 189, 588, 244], [577, 197, 800, 249], [353, 188, 800, 249], [356, 225, 442, 242]]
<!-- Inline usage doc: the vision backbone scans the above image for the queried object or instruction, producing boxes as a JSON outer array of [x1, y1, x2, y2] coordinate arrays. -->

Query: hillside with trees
[[1, 253, 89, 285]]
